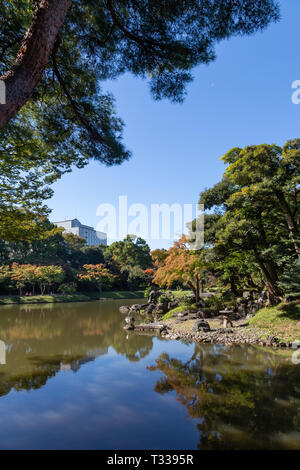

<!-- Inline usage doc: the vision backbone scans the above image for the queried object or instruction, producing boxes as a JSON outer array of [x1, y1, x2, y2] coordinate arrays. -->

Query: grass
[[0, 293, 91, 305], [99, 290, 145, 299], [171, 290, 192, 299], [0, 290, 145, 306], [248, 300, 300, 342], [161, 302, 198, 320]]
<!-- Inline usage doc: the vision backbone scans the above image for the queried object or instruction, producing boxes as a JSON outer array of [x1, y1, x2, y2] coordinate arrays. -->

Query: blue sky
[[49, 0, 300, 249]]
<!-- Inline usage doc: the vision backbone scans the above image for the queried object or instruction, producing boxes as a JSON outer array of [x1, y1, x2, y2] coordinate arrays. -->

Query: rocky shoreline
[[161, 317, 289, 348], [120, 291, 293, 348], [119, 290, 296, 349]]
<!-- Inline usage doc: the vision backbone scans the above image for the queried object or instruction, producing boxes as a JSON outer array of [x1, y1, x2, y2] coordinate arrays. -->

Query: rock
[[130, 304, 141, 313], [125, 316, 134, 324], [265, 335, 279, 346], [134, 323, 166, 333], [123, 324, 134, 330], [144, 303, 156, 314], [221, 316, 233, 328], [140, 303, 149, 309], [243, 291, 251, 299], [196, 310, 206, 319], [168, 301, 179, 310], [177, 312, 187, 318], [216, 328, 233, 334], [238, 305, 247, 316], [193, 319, 210, 333], [156, 301, 169, 314], [119, 306, 130, 314], [147, 289, 161, 304]]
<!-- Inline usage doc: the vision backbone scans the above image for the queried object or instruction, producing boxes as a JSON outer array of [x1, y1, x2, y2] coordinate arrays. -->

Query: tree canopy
[[0, 0, 280, 241], [199, 139, 300, 303], [152, 235, 208, 301]]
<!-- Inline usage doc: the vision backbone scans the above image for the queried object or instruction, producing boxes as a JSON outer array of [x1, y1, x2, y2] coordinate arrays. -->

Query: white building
[[54, 219, 107, 246]]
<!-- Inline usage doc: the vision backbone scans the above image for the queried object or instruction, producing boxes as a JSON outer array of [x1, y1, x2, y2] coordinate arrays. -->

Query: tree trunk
[[187, 281, 198, 302], [247, 234, 282, 305], [229, 274, 239, 296], [0, 0, 72, 129], [195, 276, 200, 303], [275, 189, 300, 259]]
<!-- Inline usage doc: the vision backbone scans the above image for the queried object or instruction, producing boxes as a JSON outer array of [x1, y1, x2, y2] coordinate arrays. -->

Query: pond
[[0, 299, 299, 450]]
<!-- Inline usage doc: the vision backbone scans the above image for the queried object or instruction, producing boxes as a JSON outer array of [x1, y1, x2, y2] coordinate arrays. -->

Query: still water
[[0, 299, 299, 449]]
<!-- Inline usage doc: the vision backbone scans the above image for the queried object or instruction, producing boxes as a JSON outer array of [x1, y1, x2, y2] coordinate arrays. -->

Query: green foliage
[[144, 285, 152, 299], [57, 282, 77, 295], [278, 260, 300, 299], [104, 235, 152, 289], [197, 139, 300, 303], [35, 265, 65, 295]]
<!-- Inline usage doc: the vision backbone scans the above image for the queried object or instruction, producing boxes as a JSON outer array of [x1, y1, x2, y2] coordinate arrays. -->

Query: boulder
[[119, 306, 130, 314], [187, 294, 196, 303], [134, 323, 166, 333], [168, 301, 179, 311], [144, 303, 156, 314], [130, 304, 141, 313], [147, 289, 161, 304], [243, 291, 252, 300], [193, 319, 211, 333], [124, 315, 135, 330], [156, 301, 169, 314], [140, 303, 149, 309], [238, 305, 247, 316], [196, 310, 207, 319], [125, 315, 134, 324], [265, 335, 279, 346]]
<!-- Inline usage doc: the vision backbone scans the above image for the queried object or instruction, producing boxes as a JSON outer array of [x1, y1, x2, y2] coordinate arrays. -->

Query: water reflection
[[0, 299, 153, 396], [0, 300, 299, 449], [148, 344, 300, 449]]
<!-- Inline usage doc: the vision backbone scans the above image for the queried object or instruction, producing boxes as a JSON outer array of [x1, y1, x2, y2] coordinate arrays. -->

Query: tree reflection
[[0, 300, 154, 396], [148, 344, 300, 449]]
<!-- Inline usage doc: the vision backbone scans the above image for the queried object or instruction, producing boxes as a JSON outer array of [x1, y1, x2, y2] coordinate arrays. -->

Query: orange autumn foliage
[[152, 236, 204, 301]]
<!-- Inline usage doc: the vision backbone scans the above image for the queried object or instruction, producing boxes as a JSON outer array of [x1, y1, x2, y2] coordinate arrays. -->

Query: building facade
[[54, 219, 107, 246]]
